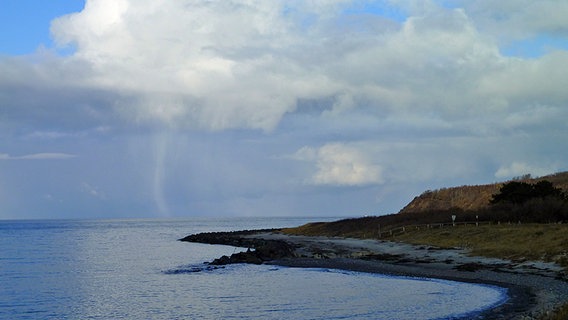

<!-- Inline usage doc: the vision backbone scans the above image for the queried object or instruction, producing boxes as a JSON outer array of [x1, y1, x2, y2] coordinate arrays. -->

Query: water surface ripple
[[0, 218, 507, 319]]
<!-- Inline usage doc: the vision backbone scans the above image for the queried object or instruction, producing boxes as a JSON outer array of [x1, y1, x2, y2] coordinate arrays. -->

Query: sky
[[1, 0, 567, 220]]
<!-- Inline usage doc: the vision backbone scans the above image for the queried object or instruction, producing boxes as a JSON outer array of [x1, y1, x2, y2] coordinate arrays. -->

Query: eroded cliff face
[[399, 172, 568, 214]]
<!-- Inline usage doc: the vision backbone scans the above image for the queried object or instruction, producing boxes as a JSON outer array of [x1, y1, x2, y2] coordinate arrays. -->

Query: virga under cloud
[[1, 0, 567, 219]]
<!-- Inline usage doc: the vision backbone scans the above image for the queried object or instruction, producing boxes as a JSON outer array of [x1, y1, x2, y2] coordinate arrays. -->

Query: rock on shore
[[180, 230, 296, 265]]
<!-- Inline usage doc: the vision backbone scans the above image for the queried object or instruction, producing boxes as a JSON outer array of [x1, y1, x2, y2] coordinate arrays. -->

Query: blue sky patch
[[0, 0, 84, 55]]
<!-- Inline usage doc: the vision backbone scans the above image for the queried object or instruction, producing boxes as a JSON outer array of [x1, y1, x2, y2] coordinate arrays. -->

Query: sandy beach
[[242, 232, 568, 319]]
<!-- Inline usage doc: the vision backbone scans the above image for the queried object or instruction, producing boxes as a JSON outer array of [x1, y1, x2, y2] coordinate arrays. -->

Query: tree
[[490, 180, 566, 205], [489, 180, 567, 223], [533, 180, 565, 199], [490, 181, 535, 204]]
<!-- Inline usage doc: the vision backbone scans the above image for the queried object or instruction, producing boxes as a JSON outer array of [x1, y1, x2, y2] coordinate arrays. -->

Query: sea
[[0, 217, 508, 319]]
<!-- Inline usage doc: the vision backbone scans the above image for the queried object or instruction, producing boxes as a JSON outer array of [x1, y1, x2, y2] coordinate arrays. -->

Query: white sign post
[[451, 215, 456, 227]]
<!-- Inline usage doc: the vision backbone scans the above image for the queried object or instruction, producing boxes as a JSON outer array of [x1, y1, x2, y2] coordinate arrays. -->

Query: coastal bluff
[[400, 171, 568, 213]]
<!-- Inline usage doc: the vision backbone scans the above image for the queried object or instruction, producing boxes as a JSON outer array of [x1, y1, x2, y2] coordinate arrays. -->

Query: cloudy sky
[[1, 0, 567, 219]]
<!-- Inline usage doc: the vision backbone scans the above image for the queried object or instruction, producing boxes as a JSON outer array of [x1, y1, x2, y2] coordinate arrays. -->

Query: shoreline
[[181, 231, 568, 319], [268, 257, 531, 319]]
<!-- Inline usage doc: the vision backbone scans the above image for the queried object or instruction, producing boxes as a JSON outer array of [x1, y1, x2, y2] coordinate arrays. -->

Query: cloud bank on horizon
[[1, 0, 567, 219]]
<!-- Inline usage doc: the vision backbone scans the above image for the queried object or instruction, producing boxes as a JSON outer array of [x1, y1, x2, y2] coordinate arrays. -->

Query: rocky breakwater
[[179, 230, 296, 265]]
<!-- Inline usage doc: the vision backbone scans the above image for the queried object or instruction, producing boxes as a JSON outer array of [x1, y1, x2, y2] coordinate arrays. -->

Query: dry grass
[[284, 222, 568, 268], [392, 224, 568, 267], [385, 224, 568, 320], [282, 217, 387, 239]]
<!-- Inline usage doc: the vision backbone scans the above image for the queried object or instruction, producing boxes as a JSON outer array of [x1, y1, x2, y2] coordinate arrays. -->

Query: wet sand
[[246, 232, 568, 319]]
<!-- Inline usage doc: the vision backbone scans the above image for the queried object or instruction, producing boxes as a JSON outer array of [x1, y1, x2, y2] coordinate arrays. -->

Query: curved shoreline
[[269, 257, 532, 319], [181, 231, 568, 319]]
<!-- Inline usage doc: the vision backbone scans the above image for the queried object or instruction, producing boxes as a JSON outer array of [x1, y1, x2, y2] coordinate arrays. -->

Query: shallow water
[[0, 218, 507, 319]]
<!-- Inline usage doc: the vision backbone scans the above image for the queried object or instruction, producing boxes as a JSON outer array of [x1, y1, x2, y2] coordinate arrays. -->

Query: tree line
[[485, 180, 567, 223], [378, 180, 567, 228], [413, 180, 568, 224], [317, 180, 568, 238]]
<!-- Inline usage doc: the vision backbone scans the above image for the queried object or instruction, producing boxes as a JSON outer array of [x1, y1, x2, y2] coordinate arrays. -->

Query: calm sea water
[[0, 217, 507, 319]]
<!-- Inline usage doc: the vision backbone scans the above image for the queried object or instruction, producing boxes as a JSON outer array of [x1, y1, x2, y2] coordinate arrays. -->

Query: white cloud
[[495, 162, 558, 179], [0, 0, 565, 135], [81, 182, 106, 200], [0, 153, 77, 160], [295, 143, 384, 186], [24, 131, 75, 140], [48, 0, 333, 131], [454, 0, 568, 40], [45, 1, 499, 130]]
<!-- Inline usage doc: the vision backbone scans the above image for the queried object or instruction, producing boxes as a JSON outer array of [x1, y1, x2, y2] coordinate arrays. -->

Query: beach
[[184, 231, 568, 319]]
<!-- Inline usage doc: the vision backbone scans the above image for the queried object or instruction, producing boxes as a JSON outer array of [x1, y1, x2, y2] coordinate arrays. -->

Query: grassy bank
[[283, 222, 568, 268], [394, 224, 568, 268]]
